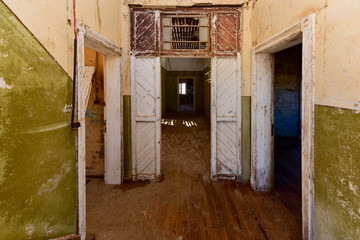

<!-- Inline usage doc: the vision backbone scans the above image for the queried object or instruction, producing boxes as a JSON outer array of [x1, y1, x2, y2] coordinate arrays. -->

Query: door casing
[[251, 14, 315, 239]]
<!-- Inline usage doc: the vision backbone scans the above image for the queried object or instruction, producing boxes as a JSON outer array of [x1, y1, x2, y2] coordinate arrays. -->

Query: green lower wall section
[[0, 2, 76, 239], [123, 95, 132, 179], [314, 105, 360, 239], [241, 96, 251, 182]]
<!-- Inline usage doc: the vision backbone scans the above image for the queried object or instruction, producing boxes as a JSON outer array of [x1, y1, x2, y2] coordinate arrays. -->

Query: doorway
[[76, 22, 122, 240], [161, 57, 211, 177], [178, 77, 195, 112], [251, 15, 315, 238], [273, 44, 302, 214]]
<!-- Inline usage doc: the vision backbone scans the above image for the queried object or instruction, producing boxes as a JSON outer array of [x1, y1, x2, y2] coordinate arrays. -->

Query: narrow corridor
[[86, 112, 301, 240]]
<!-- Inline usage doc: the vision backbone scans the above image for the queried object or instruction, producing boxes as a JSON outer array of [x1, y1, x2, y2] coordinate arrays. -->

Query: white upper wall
[[161, 58, 211, 71]]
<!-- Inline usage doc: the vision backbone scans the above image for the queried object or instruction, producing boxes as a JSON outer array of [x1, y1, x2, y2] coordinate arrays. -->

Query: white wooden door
[[131, 56, 161, 180], [251, 53, 274, 191], [211, 54, 241, 180]]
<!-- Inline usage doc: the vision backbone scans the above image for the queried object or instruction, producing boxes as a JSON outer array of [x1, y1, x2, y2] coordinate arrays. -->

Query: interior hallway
[[86, 112, 301, 240]]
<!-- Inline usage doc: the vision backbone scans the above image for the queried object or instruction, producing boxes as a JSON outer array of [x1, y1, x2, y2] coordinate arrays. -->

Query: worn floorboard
[[86, 112, 302, 240]]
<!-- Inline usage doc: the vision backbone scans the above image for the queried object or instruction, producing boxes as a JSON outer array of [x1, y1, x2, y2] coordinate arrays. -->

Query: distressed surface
[[132, 11, 156, 54], [86, 111, 301, 240], [314, 105, 360, 239], [0, 2, 76, 239], [241, 96, 251, 182], [131, 57, 161, 180], [215, 13, 238, 53], [85, 52, 105, 177]]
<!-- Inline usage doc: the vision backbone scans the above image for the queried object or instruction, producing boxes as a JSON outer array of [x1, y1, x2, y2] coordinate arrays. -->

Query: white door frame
[[76, 22, 122, 240], [177, 76, 196, 112], [251, 14, 315, 239]]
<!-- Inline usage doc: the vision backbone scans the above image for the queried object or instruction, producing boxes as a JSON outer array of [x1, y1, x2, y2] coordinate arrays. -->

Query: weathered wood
[[87, 113, 302, 239], [76, 25, 86, 240], [132, 11, 157, 54], [210, 57, 217, 179], [76, 22, 122, 240], [132, 56, 161, 180], [301, 14, 315, 240], [84, 66, 96, 108], [76, 22, 121, 56], [215, 13, 237, 53], [104, 55, 122, 185], [251, 53, 274, 191], [214, 56, 241, 179], [251, 14, 315, 239]]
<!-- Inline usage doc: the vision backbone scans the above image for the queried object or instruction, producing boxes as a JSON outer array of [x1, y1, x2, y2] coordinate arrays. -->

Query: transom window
[[163, 16, 210, 51]]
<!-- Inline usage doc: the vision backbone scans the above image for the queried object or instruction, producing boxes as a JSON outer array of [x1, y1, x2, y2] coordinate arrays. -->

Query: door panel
[[131, 56, 161, 180], [211, 55, 241, 179]]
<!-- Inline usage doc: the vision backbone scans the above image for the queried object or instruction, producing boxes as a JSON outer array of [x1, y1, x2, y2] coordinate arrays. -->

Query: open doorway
[[160, 57, 211, 176], [178, 77, 195, 112], [84, 47, 105, 179], [75, 23, 122, 239], [274, 44, 302, 212], [251, 15, 315, 238]]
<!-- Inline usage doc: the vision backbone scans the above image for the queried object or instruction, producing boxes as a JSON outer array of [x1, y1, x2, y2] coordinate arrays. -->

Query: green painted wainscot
[[314, 105, 360, 239], [0, 2, 76, 239]]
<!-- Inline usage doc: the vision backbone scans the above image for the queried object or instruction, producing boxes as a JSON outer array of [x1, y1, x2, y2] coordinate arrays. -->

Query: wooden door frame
[[177, 76, 196, 112], [76, 22, 122, 240], [251, 14, 315, 239]]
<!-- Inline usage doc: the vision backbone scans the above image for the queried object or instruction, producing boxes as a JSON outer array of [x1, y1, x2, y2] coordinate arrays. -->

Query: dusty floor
[[86, 111, 301, 240]]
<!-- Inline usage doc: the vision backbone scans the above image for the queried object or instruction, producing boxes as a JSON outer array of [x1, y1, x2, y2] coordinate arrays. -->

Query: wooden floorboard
[[86, 112, 302, 240]]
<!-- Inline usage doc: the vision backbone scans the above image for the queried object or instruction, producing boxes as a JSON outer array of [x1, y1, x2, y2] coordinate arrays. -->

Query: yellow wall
[[4, 0, 359, 108], [250, 0, 360, 111], [2, 0, 122, 77]]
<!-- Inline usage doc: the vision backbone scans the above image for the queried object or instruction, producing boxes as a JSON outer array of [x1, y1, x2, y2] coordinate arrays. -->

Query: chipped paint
[[314, 105, 360, 239], [0, 2, 76, 239], [0, 77, 13, 89]]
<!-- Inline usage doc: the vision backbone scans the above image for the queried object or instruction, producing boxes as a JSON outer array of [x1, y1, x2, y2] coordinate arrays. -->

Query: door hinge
[[104, 120, 107, 133], [271, 123, 274, 136]]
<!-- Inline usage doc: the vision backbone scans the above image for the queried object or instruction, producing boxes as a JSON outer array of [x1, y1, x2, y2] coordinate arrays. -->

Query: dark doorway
[[179, 78, 194, 112], [274, 44, 302, 209]]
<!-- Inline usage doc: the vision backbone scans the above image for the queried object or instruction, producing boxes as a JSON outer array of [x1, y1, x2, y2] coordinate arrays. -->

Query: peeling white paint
[[349, 181, 358, 196], [0, 155, 8, 185], [25, 224, 34, 238], [38, 160, 71, 195], [0, 77, 13, 89], [38, 174, 62, 196], [22, 66, 34, 72], [44, 223, 53, 236], [62, 104, 73, 113]]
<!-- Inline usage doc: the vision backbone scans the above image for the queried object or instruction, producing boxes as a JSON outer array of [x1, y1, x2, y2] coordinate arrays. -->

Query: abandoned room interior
[[0, 0, 359, 239]]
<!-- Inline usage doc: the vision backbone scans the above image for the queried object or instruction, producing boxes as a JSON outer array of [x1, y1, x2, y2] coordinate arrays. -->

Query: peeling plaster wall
[[251, 0, 360, 111], [0, 2, 76, 239], [2, 0, 122, 77], [251, 0, 360, 237], [314, 106, 360, 239]]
